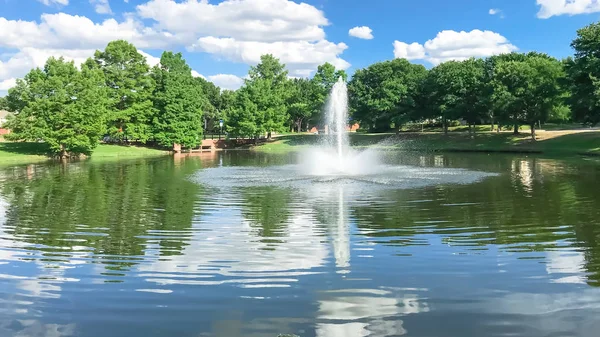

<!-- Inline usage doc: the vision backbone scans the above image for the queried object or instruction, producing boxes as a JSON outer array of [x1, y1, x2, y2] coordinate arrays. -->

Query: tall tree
[[94, 40, 155, 143], [492, 55, 564, 140], [566, 22, 600, 125], [229, 54, 290, 139], [195, 77, 222, 132], [151, 52, 204, 148], [310, 62, 348, 126], [349, 58, 427, 132], [287, 78, 313, 132], [4, 57, 107, 157], [424, 59, 486, 134]]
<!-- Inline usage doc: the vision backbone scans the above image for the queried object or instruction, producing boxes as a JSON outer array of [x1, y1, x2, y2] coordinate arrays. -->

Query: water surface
[[0, 151, 599, 337]]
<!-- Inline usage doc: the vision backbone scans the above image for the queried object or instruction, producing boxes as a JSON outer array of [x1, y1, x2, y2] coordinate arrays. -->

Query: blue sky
[[1, 0, 600, 94]]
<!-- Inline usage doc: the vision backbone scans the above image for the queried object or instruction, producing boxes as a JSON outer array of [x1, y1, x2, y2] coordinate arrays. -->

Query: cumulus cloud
[[137, 50, 161, 67], [208, 74, 244, 91], [0, 13, 173, 50], [137, 0, 328, 43], [393, 41, 426, 60], [190, 37, 350, 77], [90, 0, 112, 15], [393, 29, 517, 65], [0, 47, 159, 95], [0, 78, 17, 96], [191, 70, 206, 79], [1, 0, 350, 90], [349, 26, 373, 40], [38, 0, 69, 6], [137, 0, 349, 76], [537, 0, 600, 18]]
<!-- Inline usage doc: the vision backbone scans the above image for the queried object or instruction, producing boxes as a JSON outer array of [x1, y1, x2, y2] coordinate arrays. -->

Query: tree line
[[2, 21, 600, 156]]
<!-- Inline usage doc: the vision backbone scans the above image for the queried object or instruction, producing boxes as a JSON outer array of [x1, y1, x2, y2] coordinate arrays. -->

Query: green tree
[[423, 59, 486, 134], [492, 55, 564, 140], [228, 55, 290, 139], [94, 40, 155, 142], [349, 58, 427, 132], [287, 78, 313, 132], [566, 22, 600, 125], [310, 62, 348, 125], [195, 77, 222, 132], [151, 52, 204, 148], [4, 57, 107, 157]]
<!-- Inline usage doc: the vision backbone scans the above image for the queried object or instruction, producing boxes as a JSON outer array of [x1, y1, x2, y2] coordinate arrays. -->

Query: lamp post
[[219, 120, 223, 140]]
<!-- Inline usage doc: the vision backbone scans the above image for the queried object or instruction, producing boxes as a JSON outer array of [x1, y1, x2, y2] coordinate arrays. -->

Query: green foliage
[[349, 58, 427, 132], [287, 78, 313, 132], [4, 57, 107, 157], [151, 52, 204, 148], [424, 59, 487, 133], [566, 22, 600, 125], [228, 55, 290, 138], [195, 77, 222, 131], [492, 55, 565, 138], [94, 40, 155, 142], [309, 62, 348, 124]]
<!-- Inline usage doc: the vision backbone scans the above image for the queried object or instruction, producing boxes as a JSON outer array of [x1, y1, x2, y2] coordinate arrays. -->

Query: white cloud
[[191, 37, 349, 77], [38, 0, 69, 6], [0, 47, 157, 95], [137, 0, 349, 77], [348, 26, 373, 40], [137, 50, 161, 67], [136, 0, 328, 43], [393, 41, 426, 60], [489, 8, 504, 18], [537, 0, 600, 18], [2, 0, 350, 88], [191, 70, 206, 79], [90, 0, 113, 15], [0, 48, 94, 81], [208, 74, 244, 90], [0, 78, 16, 96], [0, 13, 173, 50], [393, 29, 518, 65]]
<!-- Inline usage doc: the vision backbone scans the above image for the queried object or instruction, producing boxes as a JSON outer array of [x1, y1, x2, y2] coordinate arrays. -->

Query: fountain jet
[[325, 77, 349, 167]]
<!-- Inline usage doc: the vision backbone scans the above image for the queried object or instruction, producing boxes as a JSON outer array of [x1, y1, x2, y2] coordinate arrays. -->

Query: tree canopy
[[4, 19, 600, 156], [4, 57, 107, 157], [94, 40, 155, 143]]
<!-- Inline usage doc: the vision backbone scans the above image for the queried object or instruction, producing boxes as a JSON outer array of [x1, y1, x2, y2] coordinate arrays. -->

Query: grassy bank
[[255, 130, 600, 156], [0, 142, 168, 167]]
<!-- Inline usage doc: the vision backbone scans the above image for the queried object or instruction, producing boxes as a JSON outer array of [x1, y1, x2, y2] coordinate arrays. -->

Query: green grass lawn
[[254, 130, 600, 156], [0, 142, 168, 167]]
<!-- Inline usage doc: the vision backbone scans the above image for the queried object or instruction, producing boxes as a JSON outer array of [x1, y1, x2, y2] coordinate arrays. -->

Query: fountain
[[193, 76, 496, 193], [326, 77, 349, 168]]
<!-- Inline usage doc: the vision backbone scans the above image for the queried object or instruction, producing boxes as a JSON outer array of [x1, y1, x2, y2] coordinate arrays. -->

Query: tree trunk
[[531, 123, 536, 141], [396, 125, 401, 135], [491, 117, 495, 132], [59, 144, 68, 159], [443, 117, 448, 135], [267, 131, 272, 139], [513, 123, 519, 135]]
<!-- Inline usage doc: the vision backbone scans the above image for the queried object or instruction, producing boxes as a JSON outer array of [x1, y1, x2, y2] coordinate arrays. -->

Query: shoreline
[[251, 130, 600, 157], [0, 129, 598, 167]]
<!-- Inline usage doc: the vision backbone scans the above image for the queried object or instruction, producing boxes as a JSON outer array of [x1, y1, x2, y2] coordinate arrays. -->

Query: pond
[[0, 151, 599, 337]]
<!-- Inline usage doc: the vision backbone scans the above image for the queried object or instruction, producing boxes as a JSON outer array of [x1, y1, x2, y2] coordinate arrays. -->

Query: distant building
[[0, 110, 11, 135], [309, 123, 360, 134]]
